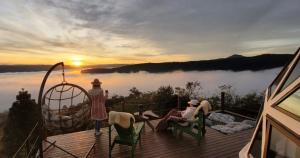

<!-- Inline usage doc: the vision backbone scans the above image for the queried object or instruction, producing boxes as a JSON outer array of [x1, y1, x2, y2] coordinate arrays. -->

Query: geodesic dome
[[42, 83, 91, 134]]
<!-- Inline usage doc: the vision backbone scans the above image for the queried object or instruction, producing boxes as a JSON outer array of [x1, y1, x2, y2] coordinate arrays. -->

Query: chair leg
[[139, 133, 142, 146], [201, 125, 205, 136], [197, 128, 203, 146], [109, 126, 112, 158], [109, 146, 111, 158], [131, 145, 136, 158], [172, 126, 177, 137], [109, 141, 115, 158], [179, 130, 183, 137], [112, 141, 116, 149]]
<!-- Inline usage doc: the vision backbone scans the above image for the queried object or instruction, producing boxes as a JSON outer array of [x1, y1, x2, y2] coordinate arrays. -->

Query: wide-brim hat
[[91, 79, 102, 85], [188, 99, 199, 106]]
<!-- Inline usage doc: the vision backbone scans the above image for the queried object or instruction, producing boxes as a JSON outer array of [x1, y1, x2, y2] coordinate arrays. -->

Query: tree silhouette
[[2, 89, 39, 156]]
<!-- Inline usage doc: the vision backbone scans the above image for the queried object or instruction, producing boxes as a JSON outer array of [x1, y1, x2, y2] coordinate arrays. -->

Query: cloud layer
[[0, 0, 299, 64]]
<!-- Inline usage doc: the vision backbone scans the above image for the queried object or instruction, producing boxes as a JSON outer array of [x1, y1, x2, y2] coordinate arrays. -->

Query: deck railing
[[116, 93, 259, 120], [13, 122, 42, 158], [219, 92, 260, 120], [110, 99, 173, 117]]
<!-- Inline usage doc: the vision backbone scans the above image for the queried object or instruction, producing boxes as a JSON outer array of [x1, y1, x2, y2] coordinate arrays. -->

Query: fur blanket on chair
[[108, 111, 135, 128], [192, 100, 212, 120]]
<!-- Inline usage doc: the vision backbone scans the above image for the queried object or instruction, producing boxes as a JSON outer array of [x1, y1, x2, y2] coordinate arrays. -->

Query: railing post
[[221, 92, 225, 112], [122, 100, 125, 112], [177, 95, 180, 110], [138, 104, 143, 116]]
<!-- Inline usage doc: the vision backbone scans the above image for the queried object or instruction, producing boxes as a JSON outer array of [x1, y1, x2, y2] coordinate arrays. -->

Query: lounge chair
[[108, 111, 145, 158], [170, 100, 211, 145]]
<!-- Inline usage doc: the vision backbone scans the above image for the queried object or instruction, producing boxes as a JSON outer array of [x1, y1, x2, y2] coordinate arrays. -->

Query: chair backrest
[[192, 109, 204, 123], [109, 111, 135, 128], [194, 109, 206, 132], [193, 100, 211, 119], [114, 118, 135, 141]]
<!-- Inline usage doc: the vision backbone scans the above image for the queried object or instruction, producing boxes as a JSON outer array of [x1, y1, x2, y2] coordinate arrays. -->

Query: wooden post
[[122, 100, 125, 112], [221, 92, 225, 111], [177, 95, 180, 110], [138, 104, 143, 116]]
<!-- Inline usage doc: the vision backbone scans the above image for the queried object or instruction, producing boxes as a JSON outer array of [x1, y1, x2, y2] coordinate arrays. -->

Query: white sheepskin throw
[[193, 100, 212, 119], [208, 112, 235, 124], [109, 111, 135, 128], [211, 120, 255, 134]]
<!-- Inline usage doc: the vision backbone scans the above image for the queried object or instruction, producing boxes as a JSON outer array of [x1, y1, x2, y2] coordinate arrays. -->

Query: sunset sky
[[0, 0, 299, 65]]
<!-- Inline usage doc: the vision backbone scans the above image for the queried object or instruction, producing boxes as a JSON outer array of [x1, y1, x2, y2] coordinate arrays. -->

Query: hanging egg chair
[[40, 63, 91, 135]]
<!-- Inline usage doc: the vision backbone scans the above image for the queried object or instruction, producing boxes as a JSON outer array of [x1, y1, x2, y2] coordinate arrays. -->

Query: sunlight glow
[[71, 57, 83, 67]]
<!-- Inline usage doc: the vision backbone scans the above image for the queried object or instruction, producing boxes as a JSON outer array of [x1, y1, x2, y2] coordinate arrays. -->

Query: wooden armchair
[[171, 100, 211, 145], [109, 113, 145, 158], [170, 109, 206, 145]]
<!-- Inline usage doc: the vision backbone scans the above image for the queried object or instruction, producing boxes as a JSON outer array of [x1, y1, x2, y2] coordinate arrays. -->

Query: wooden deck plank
[[43, 120, 253, 158]]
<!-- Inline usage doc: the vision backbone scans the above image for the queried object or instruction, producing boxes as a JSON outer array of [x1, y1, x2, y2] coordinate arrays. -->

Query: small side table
[[134, 105, 160, 132]]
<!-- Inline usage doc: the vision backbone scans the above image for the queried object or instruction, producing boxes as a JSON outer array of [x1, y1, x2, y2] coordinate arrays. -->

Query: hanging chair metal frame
[[37, 62, 92, 158], [42, 82, 91, 133]]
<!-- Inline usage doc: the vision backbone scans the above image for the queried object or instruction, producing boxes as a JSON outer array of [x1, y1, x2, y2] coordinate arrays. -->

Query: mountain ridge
[[81, 54, 293, 73]]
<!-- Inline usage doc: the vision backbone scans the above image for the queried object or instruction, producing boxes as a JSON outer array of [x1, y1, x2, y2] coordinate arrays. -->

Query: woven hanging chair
[[42, 83, 91, 135]]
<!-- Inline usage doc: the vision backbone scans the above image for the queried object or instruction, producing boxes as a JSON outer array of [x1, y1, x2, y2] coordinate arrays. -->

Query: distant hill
[[227, 54, 245, 58], [0, 65, 54, 73], [0, 64, 124, 73], [81, 54, 293, 74]]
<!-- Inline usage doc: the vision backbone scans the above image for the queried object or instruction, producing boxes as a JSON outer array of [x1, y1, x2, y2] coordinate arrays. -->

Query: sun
[[71, 57, 83, 67]]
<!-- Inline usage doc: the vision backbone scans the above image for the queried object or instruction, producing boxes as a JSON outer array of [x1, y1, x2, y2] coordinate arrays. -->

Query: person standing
[[88, 79, 108, 136]]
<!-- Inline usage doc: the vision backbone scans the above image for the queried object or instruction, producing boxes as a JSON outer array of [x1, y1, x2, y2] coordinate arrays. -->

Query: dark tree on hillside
[[153, 86, 177, 115], [186, 81, 202, 99], [2, 89, 39, 157], [129, 87, 142, 98]]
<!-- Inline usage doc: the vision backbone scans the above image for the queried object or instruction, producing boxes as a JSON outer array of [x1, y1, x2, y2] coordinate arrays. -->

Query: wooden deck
[[43, 120, 253, 158]]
